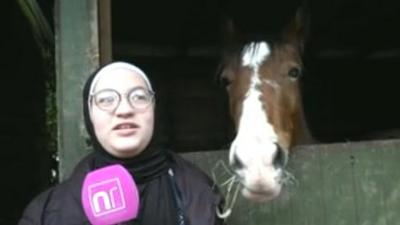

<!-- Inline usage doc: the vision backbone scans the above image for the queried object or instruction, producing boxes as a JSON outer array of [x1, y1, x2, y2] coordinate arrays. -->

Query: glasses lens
[[128, 88, 153, 109], [94, 90, 119, 110]]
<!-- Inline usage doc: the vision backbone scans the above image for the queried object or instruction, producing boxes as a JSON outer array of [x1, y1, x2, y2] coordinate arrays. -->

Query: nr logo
[[88, 178, 126, 217]]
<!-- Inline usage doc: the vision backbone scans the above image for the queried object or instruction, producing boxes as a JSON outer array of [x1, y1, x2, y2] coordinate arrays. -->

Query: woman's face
[[89, 68, 155, 158]]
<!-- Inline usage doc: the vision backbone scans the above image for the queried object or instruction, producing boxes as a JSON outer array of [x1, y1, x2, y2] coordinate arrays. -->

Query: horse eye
[[220, 76, 232, 87], [288, 67, 302, 79]]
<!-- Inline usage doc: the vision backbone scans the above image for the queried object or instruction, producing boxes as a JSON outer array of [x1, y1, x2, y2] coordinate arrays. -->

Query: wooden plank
[[181, 140, 400, 225], [351, 143, 387, 225], [378, 142, 400, 224], [319, 143, 358, 225], [55, 0, 99, 180], [280, 146, 325, 225], [99, 0, 112, 65]]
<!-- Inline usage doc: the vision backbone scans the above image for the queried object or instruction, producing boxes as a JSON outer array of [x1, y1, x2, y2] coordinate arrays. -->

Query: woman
[[19, 62, 225, 225]]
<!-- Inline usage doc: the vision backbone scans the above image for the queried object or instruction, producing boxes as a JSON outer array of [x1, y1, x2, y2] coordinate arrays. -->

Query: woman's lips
[[113, 123, 139, 135]]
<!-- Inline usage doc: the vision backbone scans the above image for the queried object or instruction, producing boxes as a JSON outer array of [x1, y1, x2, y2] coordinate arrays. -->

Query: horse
[[218, 10, 313, 202]]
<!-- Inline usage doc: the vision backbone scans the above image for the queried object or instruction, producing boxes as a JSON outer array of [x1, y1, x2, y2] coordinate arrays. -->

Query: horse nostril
[[230, 153, 245, 170], [273, 144, 287, 168]]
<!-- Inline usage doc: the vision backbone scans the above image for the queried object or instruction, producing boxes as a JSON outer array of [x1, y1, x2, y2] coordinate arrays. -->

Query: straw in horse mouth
[[279, 169, 298, 186]]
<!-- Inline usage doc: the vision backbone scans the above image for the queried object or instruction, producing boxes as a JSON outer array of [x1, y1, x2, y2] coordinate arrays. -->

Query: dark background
[[111, 0, 400, 145], [2, 0, 400, 223]]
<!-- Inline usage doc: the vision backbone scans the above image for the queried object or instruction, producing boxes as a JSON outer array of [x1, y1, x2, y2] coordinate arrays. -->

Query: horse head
[[219, 9, 311, 202]]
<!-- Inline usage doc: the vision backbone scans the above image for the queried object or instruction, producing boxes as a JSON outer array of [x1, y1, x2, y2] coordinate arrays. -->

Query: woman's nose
[[115, 98, 134, 116]]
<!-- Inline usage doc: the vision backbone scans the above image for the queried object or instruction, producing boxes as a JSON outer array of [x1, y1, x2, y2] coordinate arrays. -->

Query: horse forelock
[[220, 41, 271, 73], [241, 41, 271, 68]]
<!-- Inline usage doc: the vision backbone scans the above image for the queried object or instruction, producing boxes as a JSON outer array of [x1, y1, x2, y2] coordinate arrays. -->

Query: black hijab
[[82, 62, 179, 225]]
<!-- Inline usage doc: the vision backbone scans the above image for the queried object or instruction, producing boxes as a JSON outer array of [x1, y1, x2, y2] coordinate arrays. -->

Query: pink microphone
[[81, 164, 140, 225]]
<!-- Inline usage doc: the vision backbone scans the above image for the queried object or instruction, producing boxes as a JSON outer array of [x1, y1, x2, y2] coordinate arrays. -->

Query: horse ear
[[282, 7, 309, 53], [220, 15, 239, 49], [216, 15, 239, 86]]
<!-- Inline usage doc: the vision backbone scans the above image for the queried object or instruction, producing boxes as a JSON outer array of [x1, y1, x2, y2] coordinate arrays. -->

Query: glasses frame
[[90, 86, 155, 112]]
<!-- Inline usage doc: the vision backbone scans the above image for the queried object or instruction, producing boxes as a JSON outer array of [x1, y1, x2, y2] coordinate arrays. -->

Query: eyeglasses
[[90, 87, 155, 111]]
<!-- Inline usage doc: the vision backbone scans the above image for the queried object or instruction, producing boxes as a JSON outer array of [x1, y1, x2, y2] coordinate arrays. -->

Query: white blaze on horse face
[[242, 42, 270, 67], [230, 42, 282, 201]]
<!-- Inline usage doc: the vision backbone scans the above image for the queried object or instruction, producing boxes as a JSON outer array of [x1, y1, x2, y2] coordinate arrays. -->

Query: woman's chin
[[109, 143, 143, 158]]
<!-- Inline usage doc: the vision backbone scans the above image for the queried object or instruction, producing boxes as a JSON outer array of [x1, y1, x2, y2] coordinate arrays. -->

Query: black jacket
[[18, 152, 225, 225]]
